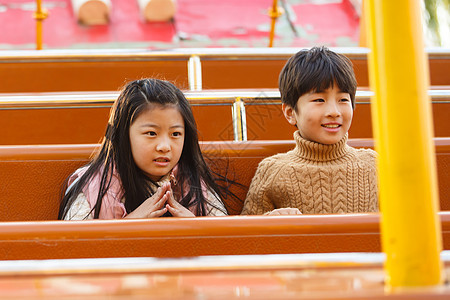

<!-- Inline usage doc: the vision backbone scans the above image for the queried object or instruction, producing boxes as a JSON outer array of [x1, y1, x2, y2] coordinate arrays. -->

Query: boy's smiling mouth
[[322, 124, 341, 128]]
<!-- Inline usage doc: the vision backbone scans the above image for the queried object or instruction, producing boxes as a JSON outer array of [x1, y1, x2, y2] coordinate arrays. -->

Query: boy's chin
[[316, 135, 346, 145]]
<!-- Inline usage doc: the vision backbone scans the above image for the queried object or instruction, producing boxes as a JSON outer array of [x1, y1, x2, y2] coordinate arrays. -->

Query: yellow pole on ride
[[268, 0, 282, 47], [33, 0, 49, 50], [358, 0, 366, 47], [364, 0, 443, 288]]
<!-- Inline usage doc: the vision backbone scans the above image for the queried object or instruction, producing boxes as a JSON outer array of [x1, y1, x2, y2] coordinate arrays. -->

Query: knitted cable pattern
[[241, 131, 378, 215]]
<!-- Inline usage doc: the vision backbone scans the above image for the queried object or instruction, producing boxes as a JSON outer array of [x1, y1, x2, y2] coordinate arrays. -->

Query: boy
[[241, 47, 378, 215]]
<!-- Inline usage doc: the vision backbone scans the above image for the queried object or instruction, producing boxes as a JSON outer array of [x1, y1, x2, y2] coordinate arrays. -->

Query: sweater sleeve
[[241, 158, 279, 215]]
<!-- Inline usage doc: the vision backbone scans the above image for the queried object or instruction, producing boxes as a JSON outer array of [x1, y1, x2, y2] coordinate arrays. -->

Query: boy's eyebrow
[[308, 90, 325, 95], [309, 89, 348, 94]]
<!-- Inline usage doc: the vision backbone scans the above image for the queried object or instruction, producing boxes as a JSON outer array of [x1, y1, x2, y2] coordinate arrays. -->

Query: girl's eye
[[147, 131, 157, 136], [172, 131, 183, 137]]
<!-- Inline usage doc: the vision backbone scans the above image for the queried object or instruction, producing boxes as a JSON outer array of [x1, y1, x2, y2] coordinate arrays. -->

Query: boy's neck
[[293, 131, 349, 162]]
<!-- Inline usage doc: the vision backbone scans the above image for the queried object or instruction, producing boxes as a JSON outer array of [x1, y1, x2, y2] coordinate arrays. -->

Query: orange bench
[[0, 48, 448, 93], [0, 212, 449, 260], [0, 138, 449, 221], [0, 92, 235, 144], [0, 139, 449, 260], [1, 89, 449, 145], [1, 252, 450, 299], [244, 88, 450, 140]]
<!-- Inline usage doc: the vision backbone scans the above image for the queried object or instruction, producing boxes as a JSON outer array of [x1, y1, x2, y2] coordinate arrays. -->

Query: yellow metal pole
[[33, 0, 49, 50], [268, 0, 282, 47], [358, 0, 366, 47], [364, 0, 443, 288]]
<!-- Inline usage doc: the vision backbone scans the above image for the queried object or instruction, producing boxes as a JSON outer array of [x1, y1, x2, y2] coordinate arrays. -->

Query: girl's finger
[[166, 203, 195, 217], [166, 203, 177, 215], [155, 192, 169, 208], [166, 190, 180, 207], [153, 183, 169, 199], [145, 187, 162, 204], [149, 207, 167, 218]]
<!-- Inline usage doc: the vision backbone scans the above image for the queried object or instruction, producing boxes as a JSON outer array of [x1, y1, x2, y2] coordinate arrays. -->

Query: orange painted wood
[[1, 253, 450, 299], [0, 214, 383, 260], [0, 59, 190, 93], [0, 212, 449, 260], [0, 138, 448, 222], [244, 94, 450, 140], [0, 49, 448, 93], [0, 94, 235, 145], [1, 90, 448, 145]]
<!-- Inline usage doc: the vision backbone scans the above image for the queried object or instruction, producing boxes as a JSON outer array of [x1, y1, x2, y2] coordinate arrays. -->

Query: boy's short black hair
[[279, 46, 357, 110]]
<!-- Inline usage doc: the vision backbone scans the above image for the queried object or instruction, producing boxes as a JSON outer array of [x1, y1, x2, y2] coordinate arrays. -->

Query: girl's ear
[[282, 103, 297, 126]]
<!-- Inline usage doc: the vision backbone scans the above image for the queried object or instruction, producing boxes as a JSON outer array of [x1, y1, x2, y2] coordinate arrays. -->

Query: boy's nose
[[326, 102, 341, 117]]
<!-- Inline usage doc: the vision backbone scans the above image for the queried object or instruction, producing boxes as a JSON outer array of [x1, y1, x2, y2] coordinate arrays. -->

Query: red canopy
[[0, 0, 360, 49]]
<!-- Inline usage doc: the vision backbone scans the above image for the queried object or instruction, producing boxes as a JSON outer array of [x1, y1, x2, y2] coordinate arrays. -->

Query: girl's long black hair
[[58, 78, 229, 219]]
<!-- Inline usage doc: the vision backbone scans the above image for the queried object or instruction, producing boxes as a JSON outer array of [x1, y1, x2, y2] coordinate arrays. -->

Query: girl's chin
[[145, 172, 165, 182]]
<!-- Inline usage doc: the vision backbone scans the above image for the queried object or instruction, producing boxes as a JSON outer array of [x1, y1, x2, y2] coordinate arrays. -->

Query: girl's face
[[129, 104, 185, 182], [282, 85, 353, 144]]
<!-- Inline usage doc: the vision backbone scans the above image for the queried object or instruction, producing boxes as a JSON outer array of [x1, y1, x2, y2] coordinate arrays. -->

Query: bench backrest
[[1, 48, 449, 93], [1, 90, 449, 144], [0, 138, 449, 221], [0, 212, 449, 260]]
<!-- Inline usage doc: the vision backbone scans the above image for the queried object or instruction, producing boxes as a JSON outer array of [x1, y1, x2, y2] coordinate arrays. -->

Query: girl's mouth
[[154, 158, 170, 166], [155, 158, 169, 162]]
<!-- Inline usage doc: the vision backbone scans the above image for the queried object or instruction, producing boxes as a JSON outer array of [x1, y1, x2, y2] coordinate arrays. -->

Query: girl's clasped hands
[[126, 182, 194, 218]]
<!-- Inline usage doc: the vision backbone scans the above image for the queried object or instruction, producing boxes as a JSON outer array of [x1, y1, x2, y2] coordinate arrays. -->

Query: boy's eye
[[312, 98, 325, 102], [340, 98, 350, 102]]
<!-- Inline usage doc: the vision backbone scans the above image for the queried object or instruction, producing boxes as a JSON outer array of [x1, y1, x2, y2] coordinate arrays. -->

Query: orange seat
[[1, 89, 449, 145], [0, 212, 449, 260], [0, 139, 448, 260], [0, 138, 449, 221], [0, 49, 448, 93]]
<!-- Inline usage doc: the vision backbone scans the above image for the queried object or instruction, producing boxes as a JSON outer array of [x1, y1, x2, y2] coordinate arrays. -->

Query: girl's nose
[[156, 138, 170, 152]]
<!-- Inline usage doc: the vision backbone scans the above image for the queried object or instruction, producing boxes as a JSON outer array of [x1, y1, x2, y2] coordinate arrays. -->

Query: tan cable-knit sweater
[[241, 131, 378, 215]]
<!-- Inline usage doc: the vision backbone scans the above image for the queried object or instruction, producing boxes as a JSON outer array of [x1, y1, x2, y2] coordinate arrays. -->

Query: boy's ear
[[282, 103, 297, 126]]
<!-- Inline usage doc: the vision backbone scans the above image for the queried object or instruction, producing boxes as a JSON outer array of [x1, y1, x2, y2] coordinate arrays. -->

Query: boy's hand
[[165, 188, 195, 217], [125, 182, 171, 219], [266, 208, 302, 215]]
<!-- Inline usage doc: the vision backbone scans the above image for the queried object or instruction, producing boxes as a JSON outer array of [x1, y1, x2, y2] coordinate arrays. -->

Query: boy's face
[[282, 85, 353, 145]]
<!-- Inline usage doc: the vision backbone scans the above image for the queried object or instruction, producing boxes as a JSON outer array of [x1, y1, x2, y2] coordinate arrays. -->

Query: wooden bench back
[[0, 138, 449, 221], [0, 212, 449, 260], [1, 89, 449, 145], [1, 48, 449, 93]]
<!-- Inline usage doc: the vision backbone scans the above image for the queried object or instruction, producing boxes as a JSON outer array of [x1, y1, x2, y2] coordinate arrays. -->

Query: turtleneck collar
[[292, 131, 349, 162]]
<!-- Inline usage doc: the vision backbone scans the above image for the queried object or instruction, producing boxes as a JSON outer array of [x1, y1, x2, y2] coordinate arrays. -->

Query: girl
[[59, 78, 228, 220]]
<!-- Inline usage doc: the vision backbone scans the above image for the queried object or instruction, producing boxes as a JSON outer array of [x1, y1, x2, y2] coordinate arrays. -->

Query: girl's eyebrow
[[139, 124, 184, 129], [139, 123, 159, 128], [170, 125, 185, 129]]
